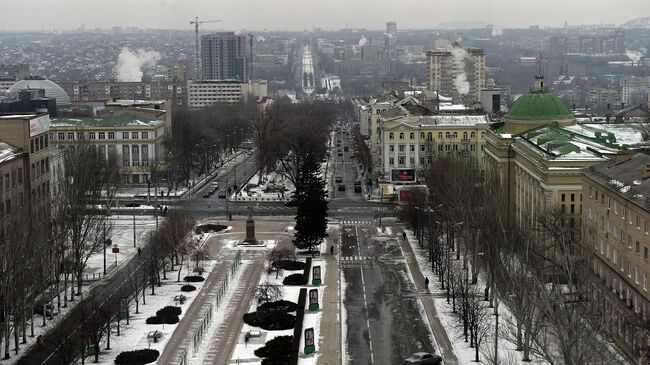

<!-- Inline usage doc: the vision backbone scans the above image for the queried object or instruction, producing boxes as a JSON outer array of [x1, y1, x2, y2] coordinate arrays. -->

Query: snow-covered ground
[[404, 230, 548, 364], [230, 258, 327, 365], [92, 260, 216, 364], [233, 170, 293, 202]]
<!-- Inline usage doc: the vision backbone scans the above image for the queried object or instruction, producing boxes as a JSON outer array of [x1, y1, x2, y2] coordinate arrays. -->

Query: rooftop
[[0, 141, 22, 165], [51, 114, 163, 128], [507, 90, 573, 121], [388, 115, 489, 128], [586, 151, 650, 210]]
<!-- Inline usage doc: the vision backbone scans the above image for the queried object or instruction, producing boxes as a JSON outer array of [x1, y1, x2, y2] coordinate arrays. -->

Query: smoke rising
[[115, 47, 161, 82], [491, 27, 503, 37], [625, 49, 646, 65], [450, 46, 470, 96]]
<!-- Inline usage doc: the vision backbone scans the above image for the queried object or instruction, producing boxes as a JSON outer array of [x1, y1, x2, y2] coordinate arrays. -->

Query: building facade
[[201, 32, 249, 81], [426, 46, 486, 103], [583, 153, 650, 363], [60, 80, 187, 109], [50, 112, 167, 184], [186, 79, 267, 109]]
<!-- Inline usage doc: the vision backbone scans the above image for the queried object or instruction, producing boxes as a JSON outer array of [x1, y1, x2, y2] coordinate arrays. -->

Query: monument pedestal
[[244, 207, 257, 244]]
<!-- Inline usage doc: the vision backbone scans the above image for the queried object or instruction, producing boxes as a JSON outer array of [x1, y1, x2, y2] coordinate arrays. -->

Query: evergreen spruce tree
[[293, 153, 328, 255]]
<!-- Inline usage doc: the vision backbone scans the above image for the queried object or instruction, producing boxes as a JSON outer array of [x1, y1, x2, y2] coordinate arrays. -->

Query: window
[[452, 132, 458, 139], [409, 145, 415, 152], [462, 132, 468, 139], [420, 132, 425, 139], [89, 132, 96, 140], [389, 145, 394, 152], [99, 132, 106, 139], [637, 215, 641, 229], [389, 133, 394, 139], [58, 132, 65, 140], [123, 132, 129, 139], [398, 145, 405, 153], [409, 133, 414, 139], [470, 132, 476, 138], [420, 145, 425, 152], [142, 132, 148, 139], [30, 139, 34, 154], [445, 132, 451, 139], [399, 132, 404, 140], [17, 168, 22, 184], [141, 145, 149, 166], [108, 132, 115, 140], [389, 157, 394, 165], [409, 157, 414, 164], [132, 145, 139, 166], [132, 132, 139, 139], [122, 145, 130, 166], [67, 132, 74, 140], [437, 132, 443, 139], [636, 241, 641, 253], [398, 156, 405, 165], [644, 247, 648, 260]]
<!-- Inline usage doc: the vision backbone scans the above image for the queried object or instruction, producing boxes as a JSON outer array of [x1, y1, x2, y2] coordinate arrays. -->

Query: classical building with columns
[[485, 76, 645, 227]]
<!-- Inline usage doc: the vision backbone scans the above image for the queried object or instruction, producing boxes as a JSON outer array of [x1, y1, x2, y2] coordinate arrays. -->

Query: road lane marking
[[356, 225, 375, 364]]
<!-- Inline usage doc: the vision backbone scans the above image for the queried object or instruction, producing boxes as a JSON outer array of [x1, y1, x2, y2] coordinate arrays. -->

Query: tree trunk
[[106, 322, 111, 350]]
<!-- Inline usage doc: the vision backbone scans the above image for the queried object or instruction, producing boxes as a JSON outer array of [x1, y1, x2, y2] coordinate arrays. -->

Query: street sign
[[112, 247, 119, 253]]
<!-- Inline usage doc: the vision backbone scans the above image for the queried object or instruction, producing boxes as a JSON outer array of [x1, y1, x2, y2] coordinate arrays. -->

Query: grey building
[[201, 32, 249, 81]]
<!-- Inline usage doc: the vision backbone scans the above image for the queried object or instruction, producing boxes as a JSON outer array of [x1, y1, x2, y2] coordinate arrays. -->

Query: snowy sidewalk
[[315, 251, 340, 365], [398, 229, 459, 365]]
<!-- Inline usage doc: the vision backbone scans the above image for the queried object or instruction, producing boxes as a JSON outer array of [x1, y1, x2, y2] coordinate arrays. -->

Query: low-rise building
[[582, 152, 650, 363], [50, 113, 167, 184]]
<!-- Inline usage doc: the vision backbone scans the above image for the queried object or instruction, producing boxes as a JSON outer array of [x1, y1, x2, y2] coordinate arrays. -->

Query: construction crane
[[190, 17, 221, 79]]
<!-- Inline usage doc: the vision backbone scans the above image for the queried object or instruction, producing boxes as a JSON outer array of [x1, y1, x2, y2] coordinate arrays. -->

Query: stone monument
[[244, 206, 257, 243]]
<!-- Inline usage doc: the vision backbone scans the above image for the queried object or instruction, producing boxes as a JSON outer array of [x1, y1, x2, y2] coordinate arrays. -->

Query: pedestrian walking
[[330, 246, 334, 255], [402, 232, 406, 240], [138, 247, 142, 257], [424, 277, 429, 289], [244, 333, 250, 347]]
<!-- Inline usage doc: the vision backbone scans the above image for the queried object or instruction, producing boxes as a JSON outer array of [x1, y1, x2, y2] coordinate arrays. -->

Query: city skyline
[[0, 0, 647, 31]]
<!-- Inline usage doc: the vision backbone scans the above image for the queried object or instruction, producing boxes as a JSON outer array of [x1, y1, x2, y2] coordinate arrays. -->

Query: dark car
[[335, 176, 343, 183], [344, 146, 349, 152], [354, 185, 362, 193], [338, 184, 346, 191], [404, 352, 442, 365], [202, 191, 211, 198], [217, 190, 227, 198]]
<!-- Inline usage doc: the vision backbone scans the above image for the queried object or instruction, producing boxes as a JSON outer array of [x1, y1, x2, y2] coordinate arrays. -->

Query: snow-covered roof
[[0, 141, 22, 164], [564, 123, 646, 146], [387, 114, 489, 128]]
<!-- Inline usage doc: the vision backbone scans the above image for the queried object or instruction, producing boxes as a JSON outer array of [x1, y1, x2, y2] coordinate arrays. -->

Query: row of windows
[[588, 184, 650, 234], [388, 131, 485, 140], [594, 260, 647, 319], [0, 180, 49, 218], [0, 168, 23, 192], [53, 131, 150, 141], [30, 134, 49, 155], [388, 144, 481, 153]]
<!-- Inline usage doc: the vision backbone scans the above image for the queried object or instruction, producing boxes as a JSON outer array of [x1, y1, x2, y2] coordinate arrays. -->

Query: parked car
[[202, 191, 211, 198], [338, 184, 346, 191], [404, 352, 442, 365], [354, 185, 362, 193], [344, 146, 349, 152], [217, 190, 227, 198], [335, 176, 343, 183]]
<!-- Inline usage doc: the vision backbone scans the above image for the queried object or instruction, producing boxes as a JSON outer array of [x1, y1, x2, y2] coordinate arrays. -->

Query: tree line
[[405, 155, 624, 364]]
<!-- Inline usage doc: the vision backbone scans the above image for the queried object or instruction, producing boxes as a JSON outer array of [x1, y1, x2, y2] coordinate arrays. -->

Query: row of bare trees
[[406, 155, 622, 364]]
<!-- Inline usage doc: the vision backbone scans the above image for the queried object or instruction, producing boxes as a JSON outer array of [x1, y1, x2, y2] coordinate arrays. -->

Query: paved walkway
[[316, 251, 341, 365], [398, 229, 459, 365], [157, 260, 230, 364], [206, 258, 264, 365]]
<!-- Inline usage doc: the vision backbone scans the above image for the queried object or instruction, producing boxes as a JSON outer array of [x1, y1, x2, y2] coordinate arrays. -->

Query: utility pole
[[190, 17, 222, 80]]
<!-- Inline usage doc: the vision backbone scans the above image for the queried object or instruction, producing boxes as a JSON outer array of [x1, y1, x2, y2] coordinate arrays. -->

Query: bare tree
[[254, 282, 284, 304], [160, 211, 195, 282], [266, 248, 295, 279]]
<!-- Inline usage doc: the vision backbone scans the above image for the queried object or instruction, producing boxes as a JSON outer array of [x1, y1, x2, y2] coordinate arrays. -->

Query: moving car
[[404, 352, 442, 365], [335, 176, 343, 183], [338, 184, 346, 191], [217, 189, 227, 198]]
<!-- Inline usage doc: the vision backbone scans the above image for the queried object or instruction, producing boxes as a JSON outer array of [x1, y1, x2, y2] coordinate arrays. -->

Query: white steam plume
[[450, 46, 470, 96], [491, 27, 503, 37], [625, 49, 645, 65], [115, 47, 161, 82]]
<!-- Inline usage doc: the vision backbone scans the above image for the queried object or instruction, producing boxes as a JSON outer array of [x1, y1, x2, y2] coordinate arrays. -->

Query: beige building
[[427, 45, 485, 103], [0, 113, 52, 221], [583, 152, 650, 363], [187, 79, 267, 110], [50, 107, 168, 184]]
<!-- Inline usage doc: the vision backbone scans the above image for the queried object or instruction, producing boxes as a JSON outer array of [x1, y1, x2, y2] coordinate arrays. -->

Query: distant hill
[[434, 20, 488, 30], [622, 17, 650, 29]]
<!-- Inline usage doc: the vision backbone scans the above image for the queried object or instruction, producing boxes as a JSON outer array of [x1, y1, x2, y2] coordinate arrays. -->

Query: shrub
[[183, 275, 205, 282], [146, 306, 181, 324], [282, 273, 307, 286], [194, 224, 228, 234], [243, 311, 295, 330], [180, 284, 196, 292], [257, 300, 297, 313], [272, 260, 305, 271], [254, 335, 293, 359], [114, 349, 159, 364]]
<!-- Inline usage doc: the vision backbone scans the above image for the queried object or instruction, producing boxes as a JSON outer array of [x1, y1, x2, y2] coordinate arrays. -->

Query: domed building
[[504, 76, 574, 134], [7, 77, 71, 107], [484, 75, 644, 226]]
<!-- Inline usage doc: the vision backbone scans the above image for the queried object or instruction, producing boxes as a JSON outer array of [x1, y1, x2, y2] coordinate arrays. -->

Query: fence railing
[[179, 250, 242, 365]]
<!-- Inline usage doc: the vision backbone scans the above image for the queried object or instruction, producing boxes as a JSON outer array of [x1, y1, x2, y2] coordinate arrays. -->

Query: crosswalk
[[339, 220, 374, 226], [340, 256, 375, 269]]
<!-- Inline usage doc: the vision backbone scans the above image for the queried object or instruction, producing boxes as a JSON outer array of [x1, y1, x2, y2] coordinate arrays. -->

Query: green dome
[[507, 90, 572, 120]]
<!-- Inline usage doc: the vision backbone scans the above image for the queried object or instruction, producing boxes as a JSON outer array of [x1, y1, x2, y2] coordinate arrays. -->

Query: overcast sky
[[0, 0, 645, 31]]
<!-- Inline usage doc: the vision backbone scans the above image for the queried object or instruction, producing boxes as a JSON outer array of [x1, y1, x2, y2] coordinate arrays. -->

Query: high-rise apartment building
[[201, 32, 249, 81], [426, 46, 485, 103]]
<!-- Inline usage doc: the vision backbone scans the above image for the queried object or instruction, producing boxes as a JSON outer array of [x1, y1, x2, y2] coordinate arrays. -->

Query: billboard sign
[[29, 115, 50, 137], [391, 168, 416, 182]]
